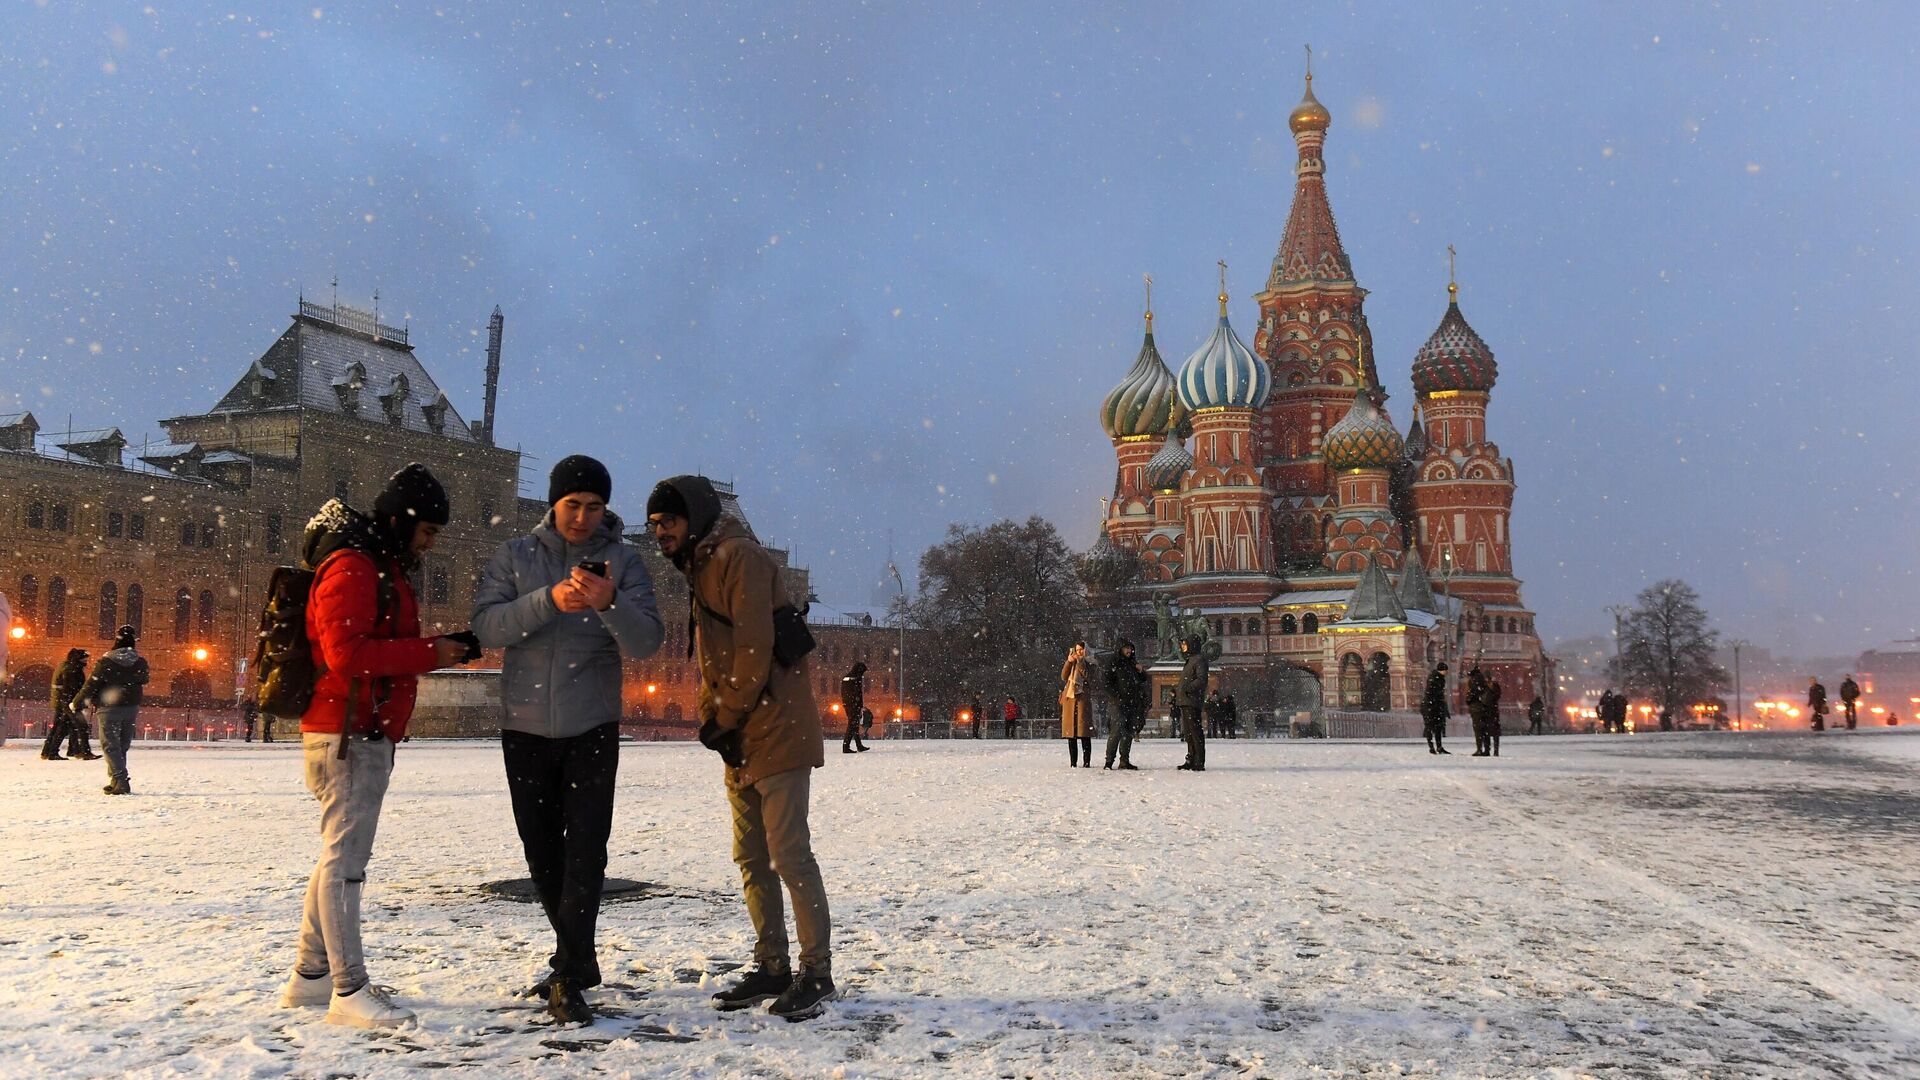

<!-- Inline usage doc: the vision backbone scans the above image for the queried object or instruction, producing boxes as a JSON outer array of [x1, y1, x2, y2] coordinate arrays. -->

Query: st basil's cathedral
[[1089, 67, 1551, 718]]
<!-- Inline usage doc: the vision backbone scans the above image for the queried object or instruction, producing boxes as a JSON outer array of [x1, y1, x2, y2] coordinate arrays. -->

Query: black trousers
[[42, 708, 90, 757], [502, 722, 620, 989], [1182, 713, 1206, 769], [841, 713, 866, 751], [1105, 710, 1140, 766]]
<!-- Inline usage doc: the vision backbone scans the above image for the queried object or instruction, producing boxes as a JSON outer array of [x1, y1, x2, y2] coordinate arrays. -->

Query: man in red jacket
[[279, 464, 471, 1029]]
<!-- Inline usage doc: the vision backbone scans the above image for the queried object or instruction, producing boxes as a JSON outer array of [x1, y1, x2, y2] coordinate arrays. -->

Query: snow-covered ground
[[4, 730, 1920, 1079]]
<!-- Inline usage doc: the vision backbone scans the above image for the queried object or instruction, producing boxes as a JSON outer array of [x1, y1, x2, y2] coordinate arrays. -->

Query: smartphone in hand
[[576, 558, 609, 578]]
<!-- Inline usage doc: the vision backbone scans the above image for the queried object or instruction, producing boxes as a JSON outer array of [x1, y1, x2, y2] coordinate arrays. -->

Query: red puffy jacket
[[300, 548, 439, 741]]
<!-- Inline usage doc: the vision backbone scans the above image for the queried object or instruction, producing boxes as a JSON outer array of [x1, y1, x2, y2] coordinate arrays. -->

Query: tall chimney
[[482, 305, 504, 445]]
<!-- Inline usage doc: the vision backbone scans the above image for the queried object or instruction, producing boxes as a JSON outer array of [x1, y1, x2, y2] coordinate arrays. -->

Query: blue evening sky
[[3, 2, 1917, 654]]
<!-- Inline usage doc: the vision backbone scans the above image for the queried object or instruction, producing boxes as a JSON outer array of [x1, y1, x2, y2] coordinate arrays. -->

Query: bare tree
[[905, 516, 1084, 717], [1608, 579, 1728, 719]]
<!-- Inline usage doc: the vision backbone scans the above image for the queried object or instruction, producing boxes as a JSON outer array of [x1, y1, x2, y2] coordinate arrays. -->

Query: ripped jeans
[[295, 733, 395, 995]]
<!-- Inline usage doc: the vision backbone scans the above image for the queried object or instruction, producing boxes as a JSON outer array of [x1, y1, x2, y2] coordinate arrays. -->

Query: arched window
[[1228, 618, 1243, 636], [45, 578, 66, 636], [1247, 618, 1260, 635], [16, 575, 38, 625], [174, 588, 192, 643], [1339, 653, 1364, 708], [1212, 620, 1224, 637], [1364, 652, 1393, 713], [1280, 614, 1297, 635], [43, 576, 65, 634], [26, 501, 44, 530], [198, 590, 216, 638], [98, 582, 118, 639], [1302, 613, 1319, 634], [125, 584, 144, 637]]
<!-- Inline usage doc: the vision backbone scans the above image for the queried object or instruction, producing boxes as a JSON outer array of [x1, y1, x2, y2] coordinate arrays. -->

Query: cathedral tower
[[1253, 62, 1384, 571], [1099, 285, 1185, 554], [1320, 337, 1405, 574], [1174, 266, 1273, 608], [1408, 262, 1519, 606]]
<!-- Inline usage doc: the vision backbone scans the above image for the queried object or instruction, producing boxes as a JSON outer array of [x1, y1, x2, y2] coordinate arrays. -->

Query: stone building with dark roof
[[0, 297, 534, 709]]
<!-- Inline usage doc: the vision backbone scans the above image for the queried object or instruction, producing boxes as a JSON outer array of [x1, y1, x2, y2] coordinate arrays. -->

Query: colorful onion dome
[[1176, 285, 1271, 412], [1323, 385, 1404, 470], [1099, 312, 1186, 438], [1412, 284, 1498, 396], [1290, 71, 1331, 134], [1144, 430, 1193, 491]]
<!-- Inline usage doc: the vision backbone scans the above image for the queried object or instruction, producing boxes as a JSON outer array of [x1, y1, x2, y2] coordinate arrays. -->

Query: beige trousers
[[727, 766, 831, 973]]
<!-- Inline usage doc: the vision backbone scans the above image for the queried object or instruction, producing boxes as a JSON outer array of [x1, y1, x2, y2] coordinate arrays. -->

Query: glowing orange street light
[[959, 710, 972, 723], [8, 624, 26, 641], [829, 703, 842, 714], [191, 647, 210, 663], [644, 683, 658, 694]]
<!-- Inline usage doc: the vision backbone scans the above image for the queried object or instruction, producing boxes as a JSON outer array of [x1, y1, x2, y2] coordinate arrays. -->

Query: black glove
[[698, 719, 746, 768], [442, 630, 483, 663]]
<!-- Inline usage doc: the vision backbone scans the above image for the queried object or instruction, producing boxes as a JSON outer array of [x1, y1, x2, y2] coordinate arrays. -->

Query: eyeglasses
[[642, 517, 681, 532]]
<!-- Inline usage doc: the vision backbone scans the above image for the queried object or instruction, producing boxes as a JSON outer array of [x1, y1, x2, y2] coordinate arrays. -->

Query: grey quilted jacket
[[471, 509, 664, 738]]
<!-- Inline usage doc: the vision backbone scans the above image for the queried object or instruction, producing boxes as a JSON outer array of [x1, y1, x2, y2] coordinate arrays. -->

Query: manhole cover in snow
[[481, 878, 664, 904]]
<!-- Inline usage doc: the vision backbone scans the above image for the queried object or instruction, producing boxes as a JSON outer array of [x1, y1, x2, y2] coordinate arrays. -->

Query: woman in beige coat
[[1059, 642, 1093, 768]]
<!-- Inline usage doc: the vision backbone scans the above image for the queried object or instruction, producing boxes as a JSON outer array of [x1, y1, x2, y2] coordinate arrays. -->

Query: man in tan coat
[[647, 475, 835, 1020]]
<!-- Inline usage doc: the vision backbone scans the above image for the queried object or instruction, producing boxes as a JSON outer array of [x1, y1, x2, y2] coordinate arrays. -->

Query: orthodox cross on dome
[[1144, 272, 1154, 328], [1447, 244, 1458, 301], [1304, 43, 1312, 81], [1217, 259, 1229, 315]]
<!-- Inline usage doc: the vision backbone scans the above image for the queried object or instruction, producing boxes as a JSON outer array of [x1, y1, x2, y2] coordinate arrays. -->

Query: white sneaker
[[279, 970, 333, 1008], [325, 983, 415, 1029]]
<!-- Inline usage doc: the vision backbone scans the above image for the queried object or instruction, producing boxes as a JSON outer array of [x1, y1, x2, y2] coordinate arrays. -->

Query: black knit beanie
[[645, 480, 689, 520], [373, 462, 451, 527], [114, 625, 137, 649], [549, 455, 612, 506]]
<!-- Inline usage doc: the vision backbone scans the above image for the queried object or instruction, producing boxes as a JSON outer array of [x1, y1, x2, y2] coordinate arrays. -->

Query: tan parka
[[685, 514, 825, 790]]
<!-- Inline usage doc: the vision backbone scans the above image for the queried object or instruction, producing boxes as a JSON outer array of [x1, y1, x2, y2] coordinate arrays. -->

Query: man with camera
[[472, 455, 664, 1025], [646, 474, 835, 1021]]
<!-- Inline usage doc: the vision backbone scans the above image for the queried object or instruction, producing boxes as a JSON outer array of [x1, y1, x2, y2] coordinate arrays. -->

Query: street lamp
[[192, 646, 210, 663], [7, 624, 25, 642]]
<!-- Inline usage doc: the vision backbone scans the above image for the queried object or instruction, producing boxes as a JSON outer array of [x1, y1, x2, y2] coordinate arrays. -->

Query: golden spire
[[1447, 244, 1459, 303], [1290, 45, 1331, 134], [1144, 272, 1154, 331], [1217, 259, 1229, 316]]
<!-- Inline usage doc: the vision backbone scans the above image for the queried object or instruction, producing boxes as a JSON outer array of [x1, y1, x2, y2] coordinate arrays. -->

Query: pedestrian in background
[[1003, 695, 1021, 738], [1527, 694, 1545, 735], [1421, 663, 1451, 755], [73, 626, 149, 794], [42, 648, 97, 761], [1102, 638, 1146, 770], [1807, 677, 1828, 733], [1176, 635, 1208, 771], [1059, 642, 1092, 768], [840, 662, 868, 753], [1839, 674, 1861, 730]]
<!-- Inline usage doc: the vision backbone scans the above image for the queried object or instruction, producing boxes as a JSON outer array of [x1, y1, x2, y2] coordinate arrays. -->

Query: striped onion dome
[[1144, 430, 1193, 491], [1323, 385, 1404, 470], [1176, 298, 1271, 412], [1099, 316, 1186, 438], [1412, 287, 1497, 395]]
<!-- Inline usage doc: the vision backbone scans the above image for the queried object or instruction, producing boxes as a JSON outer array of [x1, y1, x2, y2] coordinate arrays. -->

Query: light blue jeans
[[296, 733, 395, 994]]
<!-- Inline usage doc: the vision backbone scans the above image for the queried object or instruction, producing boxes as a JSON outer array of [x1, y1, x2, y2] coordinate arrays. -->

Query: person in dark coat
[[72, 626, 149, 794], [1204, 689, 1224, 739], [243, 698, 259, 743], [1223, 693, 1239, 739], [1421, 663, 1451, 754], [840, 662, 868, 753], [41, 649, 96, 761], [1807, 677, 1828, 733], [1839, 675, 1861, 730], [1466, 667, 1491, 756], [1175, 635, 1208, 771], [1527, 695, 1545, 735], [1484, 679, 1503, 756], [968, 696, 983, 739], [1102, 638, 1148, 770]]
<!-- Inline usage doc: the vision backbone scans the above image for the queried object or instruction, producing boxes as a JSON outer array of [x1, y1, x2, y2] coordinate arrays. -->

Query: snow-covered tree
[[1609, 579, 1728, 720]]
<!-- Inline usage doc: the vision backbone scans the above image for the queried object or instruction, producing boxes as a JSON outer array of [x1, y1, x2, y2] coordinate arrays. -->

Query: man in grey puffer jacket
[[472, 454, 664, 1024]]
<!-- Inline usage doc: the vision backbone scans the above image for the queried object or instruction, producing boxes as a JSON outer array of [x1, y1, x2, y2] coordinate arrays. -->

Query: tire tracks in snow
[[1439, 769, 1920, 1045]]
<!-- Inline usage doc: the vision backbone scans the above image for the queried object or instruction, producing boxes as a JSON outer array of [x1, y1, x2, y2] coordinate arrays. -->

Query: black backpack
[[251, 553, 394, 718]]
